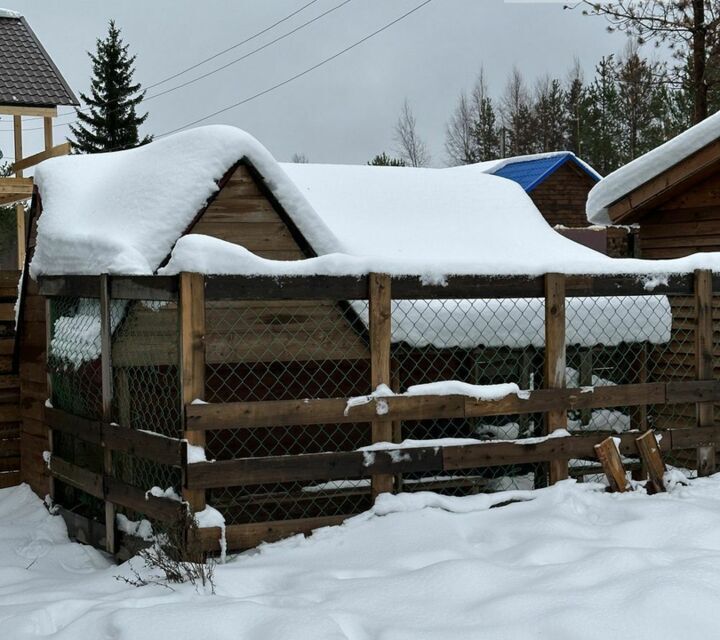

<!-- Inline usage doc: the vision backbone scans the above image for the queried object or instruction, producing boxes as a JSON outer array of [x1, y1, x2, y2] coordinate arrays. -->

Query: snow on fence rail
[[36, 270, 720, 553]]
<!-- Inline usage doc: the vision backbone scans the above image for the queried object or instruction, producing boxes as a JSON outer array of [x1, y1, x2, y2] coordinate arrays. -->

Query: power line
[[159, 0, 434, 137], [0, 0, 329, 132]]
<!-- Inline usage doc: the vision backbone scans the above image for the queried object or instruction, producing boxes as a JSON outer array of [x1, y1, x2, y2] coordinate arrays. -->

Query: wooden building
[[457, 152, 636, 258], [12, 126, 711, 553], [0, 8, 76, 492], [587, 113, 720, 441]]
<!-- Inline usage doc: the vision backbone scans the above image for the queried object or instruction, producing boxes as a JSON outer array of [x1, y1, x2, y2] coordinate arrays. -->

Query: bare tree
[[577, 0, 720, 123], [291, 152, 309, 163], [394, 99, 430, 167], [445, 91, 476, 165], [500, 67, 536, 155], [445, 68, 501, 165]]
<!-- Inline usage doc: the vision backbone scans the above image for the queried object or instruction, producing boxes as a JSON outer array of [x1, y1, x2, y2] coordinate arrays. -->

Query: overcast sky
[[1, 0, 631, 166]]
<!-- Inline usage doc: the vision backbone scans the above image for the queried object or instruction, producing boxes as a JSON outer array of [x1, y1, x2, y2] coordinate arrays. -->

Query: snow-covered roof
[[0, 8, 21, 18], [587, 111, 720, 225], [30, 124, 720, 279], [452, 151, 601, 191]]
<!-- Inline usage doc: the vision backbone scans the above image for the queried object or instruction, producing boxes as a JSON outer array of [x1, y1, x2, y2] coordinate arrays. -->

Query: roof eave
[[605, 139, 720, 224]]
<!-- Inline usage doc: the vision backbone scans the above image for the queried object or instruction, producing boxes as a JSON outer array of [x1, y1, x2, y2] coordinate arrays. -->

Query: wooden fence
[[35, 270, 720, 553], [0, 270, 20, 488]]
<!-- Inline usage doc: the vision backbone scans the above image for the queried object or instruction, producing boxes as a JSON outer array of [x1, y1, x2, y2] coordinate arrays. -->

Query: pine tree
[[564, 60, 585, 155], [70, 20, 152, 153], [583, 55, 623, 174], [533, 76, 567, 152], [501, 68, 536, 156], [368, 152, 406, 167]]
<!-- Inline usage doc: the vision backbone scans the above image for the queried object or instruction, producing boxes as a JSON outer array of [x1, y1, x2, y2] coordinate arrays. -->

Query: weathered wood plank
[[180, 272, 206, 511], [186, 447, 443, 489], [594, 437, 628, 492], [100, 274, 115, 554], [105, 477, 185, 523], [49, 456, 104, 499], [369, 273, 394, 497], [185, 382, 678, 431], [635, 431, 665, 493], [695, 269, 716, 476], [196, 515, 350, 552]]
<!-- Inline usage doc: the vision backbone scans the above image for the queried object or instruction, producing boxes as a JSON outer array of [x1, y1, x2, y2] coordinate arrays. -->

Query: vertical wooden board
[[369, 273, 393, 497], [544, 273, 567, 483], [100, 275, 115, 553], [180, 272, 207, 511], [43, 117, 53, 151], [695, 269, 716, 476], [635, 431, 666, 494], [594, 437, 628, 493]]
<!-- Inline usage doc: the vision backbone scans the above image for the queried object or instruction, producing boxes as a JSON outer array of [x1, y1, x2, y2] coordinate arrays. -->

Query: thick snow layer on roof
[[587, 110, 720, 224], [0, 8, 21, 18], [31, 124, 720, 279], [30, 125, 334, 278]]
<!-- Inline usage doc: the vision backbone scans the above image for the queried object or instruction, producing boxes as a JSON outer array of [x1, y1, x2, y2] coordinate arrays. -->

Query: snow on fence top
[[587, 110, 720, 225], [30, 124, 720, 279]]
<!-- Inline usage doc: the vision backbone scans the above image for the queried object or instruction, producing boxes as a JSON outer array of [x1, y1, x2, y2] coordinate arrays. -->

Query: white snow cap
[[30, 124, 720, 279], [0, 8, 21, 18], [587, 110, 720, 225]]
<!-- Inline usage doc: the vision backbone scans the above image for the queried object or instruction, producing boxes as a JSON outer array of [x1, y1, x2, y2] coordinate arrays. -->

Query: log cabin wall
[[528, 162, 597, 228], [0, 270, 20, 489], [18, 211, 49, 496], [638, 170, 720, 259], [633, 168, 720, 442]]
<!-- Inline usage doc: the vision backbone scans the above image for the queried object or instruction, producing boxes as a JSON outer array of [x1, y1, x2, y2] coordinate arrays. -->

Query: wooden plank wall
[[19, 213, 49, 496], [639, 172, 720, 259], [0, 270, 20, 489]]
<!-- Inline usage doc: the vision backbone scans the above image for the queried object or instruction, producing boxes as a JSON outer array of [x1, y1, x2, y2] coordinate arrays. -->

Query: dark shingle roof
[[0, 14, 78, 107]]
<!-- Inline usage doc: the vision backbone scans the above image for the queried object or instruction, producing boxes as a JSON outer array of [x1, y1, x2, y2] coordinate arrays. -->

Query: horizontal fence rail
[[37, 272, 708, 300], [38, 269, 720, 553], [184, 381, 718, 431]]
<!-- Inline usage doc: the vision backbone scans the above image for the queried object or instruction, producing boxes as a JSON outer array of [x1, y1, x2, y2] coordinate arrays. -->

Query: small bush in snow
[[117, 509, 215, 593]]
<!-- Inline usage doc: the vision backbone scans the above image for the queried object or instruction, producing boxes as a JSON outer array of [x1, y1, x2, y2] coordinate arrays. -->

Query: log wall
[[0, 270, 20, 489]]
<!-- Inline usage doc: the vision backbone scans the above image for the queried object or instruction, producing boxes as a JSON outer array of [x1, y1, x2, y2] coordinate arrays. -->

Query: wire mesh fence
[[43, 273, 718, 540]]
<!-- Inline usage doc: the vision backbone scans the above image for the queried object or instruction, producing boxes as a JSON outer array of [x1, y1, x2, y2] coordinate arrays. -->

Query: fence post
[[695, 269, 716, 476], [99, 274, 115, 553], [369, 273, 394, 498], [45, 299, 54, 501], [180, 272, 207, 511], [544, 273, 567, 484]]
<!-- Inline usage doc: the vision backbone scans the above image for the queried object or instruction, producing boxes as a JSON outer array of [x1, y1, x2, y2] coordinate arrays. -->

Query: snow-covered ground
[[3, 479, 720, 639]]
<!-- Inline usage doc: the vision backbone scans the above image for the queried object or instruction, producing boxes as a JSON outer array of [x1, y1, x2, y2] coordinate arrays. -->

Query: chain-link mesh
[[47, 280, 714, 532], [204, 299, 372, 524], [49, 296, 183, 518], [390, 297, 546, 492], [49, 296, 105, 519]]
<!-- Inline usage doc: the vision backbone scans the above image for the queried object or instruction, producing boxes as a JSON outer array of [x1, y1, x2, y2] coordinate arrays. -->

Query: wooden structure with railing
[[0, 10, 77, 268], [29, 270, 720, 555]]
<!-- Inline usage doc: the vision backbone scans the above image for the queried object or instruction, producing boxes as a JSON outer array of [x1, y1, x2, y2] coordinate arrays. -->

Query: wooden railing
[[36, 270, 720, 552]]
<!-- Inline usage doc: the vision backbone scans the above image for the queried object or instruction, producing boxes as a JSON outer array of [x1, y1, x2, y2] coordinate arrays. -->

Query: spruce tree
[[70, 20, 152, 154]]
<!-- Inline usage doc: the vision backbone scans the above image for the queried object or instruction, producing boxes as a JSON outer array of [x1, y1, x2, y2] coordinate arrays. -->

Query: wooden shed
[[456, 152, 635, 258], [0, 7, 76, 493], [16, 126, 720, 553], [587, 112, 720, 436]]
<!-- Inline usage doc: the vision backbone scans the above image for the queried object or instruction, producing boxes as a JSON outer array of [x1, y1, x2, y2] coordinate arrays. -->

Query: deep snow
[[4, 479, 720, 638]]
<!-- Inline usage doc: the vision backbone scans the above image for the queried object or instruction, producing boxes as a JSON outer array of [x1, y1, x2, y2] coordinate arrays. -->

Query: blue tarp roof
[[492, 153, 600, 192]]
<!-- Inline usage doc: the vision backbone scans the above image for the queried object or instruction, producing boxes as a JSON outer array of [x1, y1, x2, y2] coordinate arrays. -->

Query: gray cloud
[[1, 0, 630, 166]]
